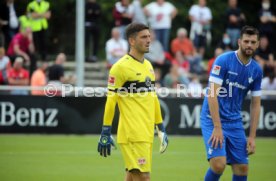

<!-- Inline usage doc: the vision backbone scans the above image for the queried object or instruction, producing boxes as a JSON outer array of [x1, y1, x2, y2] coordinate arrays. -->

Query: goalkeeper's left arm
[[154, 96, 168, 153]]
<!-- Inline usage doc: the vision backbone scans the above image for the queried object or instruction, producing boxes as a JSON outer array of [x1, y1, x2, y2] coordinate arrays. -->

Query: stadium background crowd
[[0, 0, 275, 96]]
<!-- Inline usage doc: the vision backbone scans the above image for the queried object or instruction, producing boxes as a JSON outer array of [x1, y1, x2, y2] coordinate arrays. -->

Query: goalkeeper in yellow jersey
[[97, 23, 168, 181]]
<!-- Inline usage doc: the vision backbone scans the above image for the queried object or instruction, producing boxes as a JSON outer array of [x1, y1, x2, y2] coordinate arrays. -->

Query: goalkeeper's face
[[133, 29, 151, 54]]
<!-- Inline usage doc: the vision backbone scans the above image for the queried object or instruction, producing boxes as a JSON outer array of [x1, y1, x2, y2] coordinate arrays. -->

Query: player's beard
[[240, 46, 255, 57], [136, 44, 149, 54]]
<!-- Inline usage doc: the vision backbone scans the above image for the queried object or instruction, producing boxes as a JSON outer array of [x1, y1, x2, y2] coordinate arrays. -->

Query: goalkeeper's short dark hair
[[125, 23, 149, 41]]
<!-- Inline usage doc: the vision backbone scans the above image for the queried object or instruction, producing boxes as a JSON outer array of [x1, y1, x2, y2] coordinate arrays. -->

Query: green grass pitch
[[0, 135, 275, 181]]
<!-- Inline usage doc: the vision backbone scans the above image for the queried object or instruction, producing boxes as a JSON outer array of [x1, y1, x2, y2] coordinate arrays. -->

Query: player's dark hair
[[125, 23, 149, 40], [240, 26, 259, 40]]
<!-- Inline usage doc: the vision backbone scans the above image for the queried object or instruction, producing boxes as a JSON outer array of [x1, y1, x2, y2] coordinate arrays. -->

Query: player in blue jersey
[[201, 26, 262, 181]]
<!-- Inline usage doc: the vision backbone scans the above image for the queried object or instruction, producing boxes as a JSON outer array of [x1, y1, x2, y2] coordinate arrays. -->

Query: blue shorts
[[201, 118, 248, 165]]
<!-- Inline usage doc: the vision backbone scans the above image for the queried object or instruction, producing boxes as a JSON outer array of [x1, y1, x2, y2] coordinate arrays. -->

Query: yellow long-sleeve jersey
[[103, 54, 163, 143]]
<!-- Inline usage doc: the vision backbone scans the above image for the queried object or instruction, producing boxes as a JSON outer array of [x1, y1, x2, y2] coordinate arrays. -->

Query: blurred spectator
[[48, 53, 65, 85], [113, 0, 133, 38], [261, 71, 276, 99], [144, 0, 177, 51], [163, 63, 189, 88], [7, 57, 29, 95], [262, 71, 276, 90], [254, 36, 275, 77], [0, 0, 19, 49], [27, 0, 51, 61], [105, 27, 128, 66], [225, 0, 246, 49], [48, 53, 75, 86], [171, 28, 194, 56], [171, 28, 203, 74], [31, 62, 48, 95], [258, 0, 276, 47], [188, 75, 203, 98], [189, 0, 212, 56], [154, 68, 163, 88], [217, 33, 233, 52], [207, 47, 223, 75], [173, 51, 190, 76], [131, 0, 147, 25], [145, 30, 165, 66], [85, 0, 101, 62], [0, 46, 11, 84], [7, 26, 36, 75]]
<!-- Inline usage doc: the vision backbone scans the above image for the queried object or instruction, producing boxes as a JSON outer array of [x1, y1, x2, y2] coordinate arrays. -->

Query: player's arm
[[207, 55, 227, 149], [247, 96, 260, 155], [103, 91, 118, 126], [208, 82, 222, 128], [13, 44, 30, 62], [28, 7, 44, 19], [154, 92, 168, 153], [207, 82, 223, 149], [170, 6, 178, 19], [98, 64, 123, 157], [249, 96, 261, 138], [247, 71, 262, 155]]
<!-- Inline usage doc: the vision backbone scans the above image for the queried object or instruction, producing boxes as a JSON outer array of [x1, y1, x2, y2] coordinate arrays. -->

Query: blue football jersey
[[201, 51, 263, 122]]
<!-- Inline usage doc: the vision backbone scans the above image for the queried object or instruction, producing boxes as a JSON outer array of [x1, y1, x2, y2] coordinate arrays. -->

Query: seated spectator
[[261, 71, 276, 99], [7, 57, 29, 95], [105, 27, 128, 66], [48, 53, 74, 85], [217, 33, 233, 52], [6, 26, 36, 75], [188, 75, 203, 98], [0, 46, 11, 84], [262, 71, 276, 90], [171, 28, 203, 74], [173, 51, 190, 76], [48, 53, 68, 96], [31, 62, 48, 95], [254, 36, 275, 76], [163, 63, 189, 88], [207, 47, 223, 74]]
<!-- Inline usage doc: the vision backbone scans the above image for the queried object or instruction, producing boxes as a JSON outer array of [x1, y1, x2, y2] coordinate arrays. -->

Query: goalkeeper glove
[[97, 126, 116, 157], [156, 123, 168, 154]]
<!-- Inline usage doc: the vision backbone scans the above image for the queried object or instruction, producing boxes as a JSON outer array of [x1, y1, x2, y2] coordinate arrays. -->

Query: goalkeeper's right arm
[[97, 91, 118, 157]]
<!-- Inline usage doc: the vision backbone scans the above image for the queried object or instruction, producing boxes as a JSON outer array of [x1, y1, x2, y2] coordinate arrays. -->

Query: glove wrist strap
[[156, 123, 165, 132], [101, 126, 111, 136]]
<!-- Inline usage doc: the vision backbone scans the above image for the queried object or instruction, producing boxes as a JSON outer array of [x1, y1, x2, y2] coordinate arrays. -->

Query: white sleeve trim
[[209, 76, 223, 85], [251, 90, 262, 97]]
